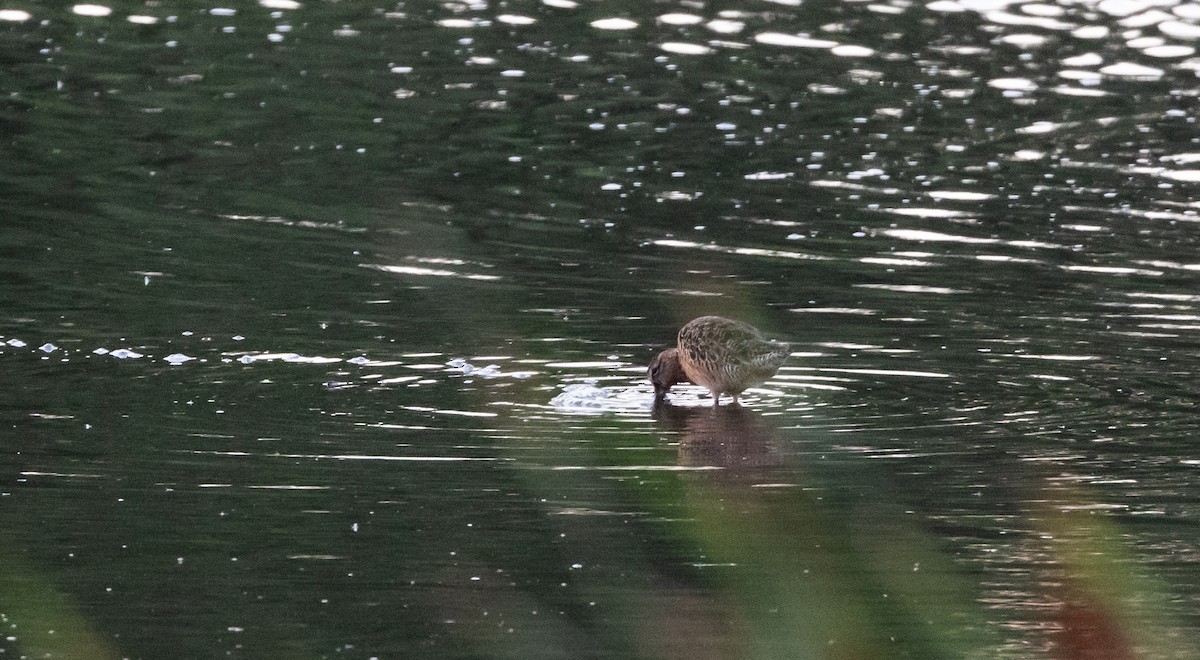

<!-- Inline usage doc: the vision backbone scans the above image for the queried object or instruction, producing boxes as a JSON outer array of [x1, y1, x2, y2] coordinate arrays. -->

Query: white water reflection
[[882, 208, 972, 218], [1014, 353, 1101, 361], [496, 14, 536, 25], [754, 33, 839, 48], [659, 42, 714, 55], [362, 263, 502, 281], [189, 450, 501, 461], [926, 191, 996, 201], [792, 367, 953, 378], [879, 228, 1064, 251], [590, 17, 638, 30], [72, 4, 112, 17], [855, 283, 967, 294], [649, 239, 827, 261]]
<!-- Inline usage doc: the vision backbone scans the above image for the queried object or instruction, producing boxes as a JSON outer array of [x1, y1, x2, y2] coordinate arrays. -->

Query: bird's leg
[[711, 391, 721, 408]]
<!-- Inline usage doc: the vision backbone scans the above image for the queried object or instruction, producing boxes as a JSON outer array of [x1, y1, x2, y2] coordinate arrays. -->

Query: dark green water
[[5, 0, 1200, 657]]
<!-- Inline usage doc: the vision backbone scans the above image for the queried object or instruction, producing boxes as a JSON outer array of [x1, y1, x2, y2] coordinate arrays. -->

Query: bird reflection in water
[[652, 402, 784, 473], [649, 396, 893, 658]]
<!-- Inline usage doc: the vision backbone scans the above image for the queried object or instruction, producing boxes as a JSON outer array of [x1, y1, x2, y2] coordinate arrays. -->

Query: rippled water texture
[[4, 0, 1200, 657]]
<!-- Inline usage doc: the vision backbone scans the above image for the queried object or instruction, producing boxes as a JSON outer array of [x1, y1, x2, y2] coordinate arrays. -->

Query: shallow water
[[4, 0, 1200, 657]]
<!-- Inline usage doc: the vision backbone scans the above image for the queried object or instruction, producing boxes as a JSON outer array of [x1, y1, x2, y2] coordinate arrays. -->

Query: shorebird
[[649, 316, 790, 407]]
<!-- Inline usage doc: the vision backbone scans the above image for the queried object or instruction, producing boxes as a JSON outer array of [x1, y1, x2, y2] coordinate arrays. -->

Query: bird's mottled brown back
[[678, 316, 777, 367], [677, 316, 790, 394]]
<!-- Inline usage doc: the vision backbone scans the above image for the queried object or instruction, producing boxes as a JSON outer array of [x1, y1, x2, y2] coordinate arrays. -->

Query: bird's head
[[648, 348, 690, 402]]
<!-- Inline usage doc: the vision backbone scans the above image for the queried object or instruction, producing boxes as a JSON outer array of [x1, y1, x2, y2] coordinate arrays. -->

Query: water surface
[[4, 0, 1200, 657]]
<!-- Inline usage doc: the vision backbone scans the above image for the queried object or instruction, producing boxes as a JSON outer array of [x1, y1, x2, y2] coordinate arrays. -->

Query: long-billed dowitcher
[[649, 316, 790, 407]]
